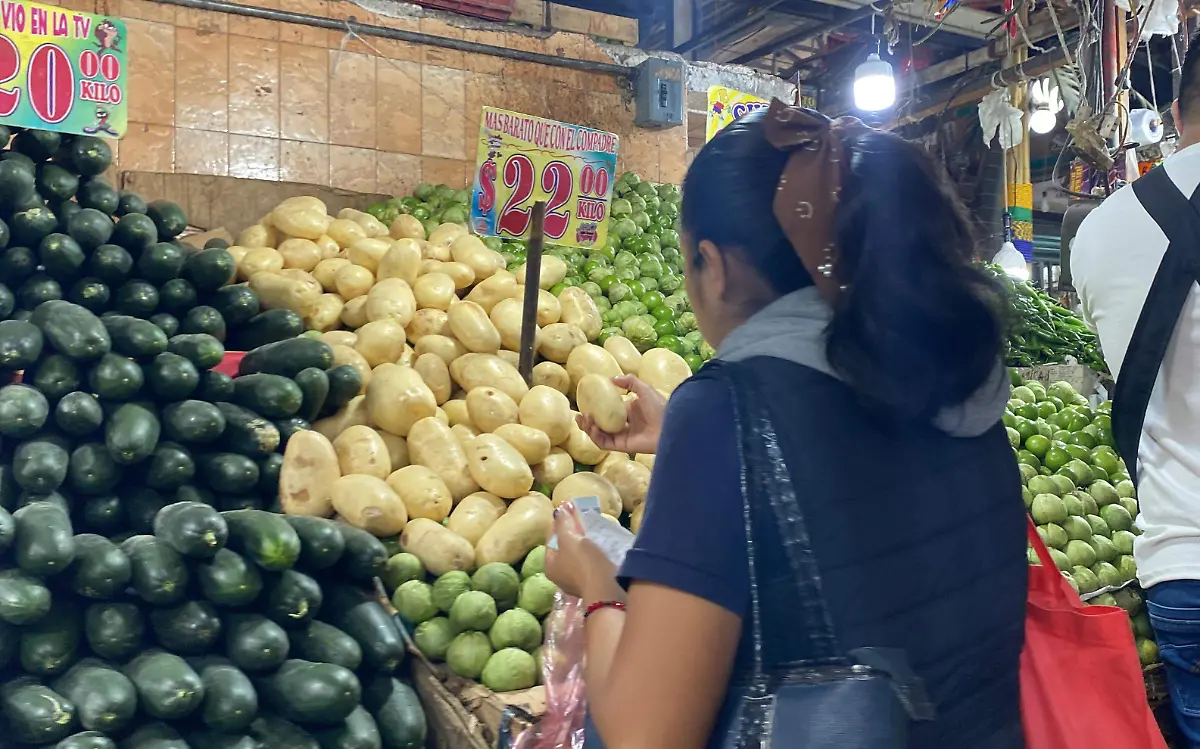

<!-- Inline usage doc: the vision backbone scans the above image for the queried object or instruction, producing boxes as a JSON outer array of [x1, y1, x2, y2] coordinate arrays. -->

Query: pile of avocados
[[0, 127, 425, 749]]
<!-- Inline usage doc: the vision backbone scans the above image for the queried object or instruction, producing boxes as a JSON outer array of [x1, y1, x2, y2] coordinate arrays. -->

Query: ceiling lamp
[[1128, 108, 1164, 145], [1028, 78, 1063, 135], [994, 241, 1030, 280], [854, 53, 896, 112]]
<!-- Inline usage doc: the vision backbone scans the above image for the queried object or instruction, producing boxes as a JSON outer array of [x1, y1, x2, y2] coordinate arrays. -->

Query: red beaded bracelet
[[584, 600, 626, 618]]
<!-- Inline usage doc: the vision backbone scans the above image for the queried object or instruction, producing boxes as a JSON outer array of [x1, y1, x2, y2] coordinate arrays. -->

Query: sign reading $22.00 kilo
[[471, 107, 619, 249]]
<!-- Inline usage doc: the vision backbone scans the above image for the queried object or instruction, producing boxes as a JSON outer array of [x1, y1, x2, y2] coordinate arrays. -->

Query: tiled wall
[[64, 0, 689, 198]]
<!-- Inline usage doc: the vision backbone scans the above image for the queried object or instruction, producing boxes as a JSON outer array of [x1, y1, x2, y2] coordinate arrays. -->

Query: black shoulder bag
[[710, 363, 935, 749]]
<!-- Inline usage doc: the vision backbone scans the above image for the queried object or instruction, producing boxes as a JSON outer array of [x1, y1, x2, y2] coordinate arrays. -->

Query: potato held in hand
[[332, 474, 408, 536], [576, 374, 627, 433], [467, 434, 534, 499]]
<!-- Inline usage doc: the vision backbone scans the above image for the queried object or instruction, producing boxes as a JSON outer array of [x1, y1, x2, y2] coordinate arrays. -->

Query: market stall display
[[985, 264, 1107, 372]]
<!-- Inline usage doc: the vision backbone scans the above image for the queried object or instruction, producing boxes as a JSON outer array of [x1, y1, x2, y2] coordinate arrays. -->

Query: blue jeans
[[1147, 580, 1200, 747]]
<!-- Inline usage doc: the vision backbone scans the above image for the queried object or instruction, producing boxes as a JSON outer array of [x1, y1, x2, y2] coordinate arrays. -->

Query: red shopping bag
[[1021, 517, 1167, 748]]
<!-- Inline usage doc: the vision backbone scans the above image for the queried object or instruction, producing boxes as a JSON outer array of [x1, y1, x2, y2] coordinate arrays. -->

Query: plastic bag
[[510, 592, 587, 749]]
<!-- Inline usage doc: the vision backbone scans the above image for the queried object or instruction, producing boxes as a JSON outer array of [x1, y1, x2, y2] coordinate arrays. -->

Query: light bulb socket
[[854, 53, 896, 112]]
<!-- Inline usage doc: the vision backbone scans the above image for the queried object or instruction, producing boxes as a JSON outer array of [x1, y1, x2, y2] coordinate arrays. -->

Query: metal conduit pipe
[[154, 0, 632, 76]]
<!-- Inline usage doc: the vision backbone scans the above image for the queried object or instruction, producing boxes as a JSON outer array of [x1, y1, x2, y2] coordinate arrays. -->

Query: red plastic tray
[[412, 0, 513, 21], [215, 351, 246, 377]]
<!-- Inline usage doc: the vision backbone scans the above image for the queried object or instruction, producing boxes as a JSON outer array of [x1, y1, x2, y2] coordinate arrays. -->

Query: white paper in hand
[[547, 496, 635, 567]]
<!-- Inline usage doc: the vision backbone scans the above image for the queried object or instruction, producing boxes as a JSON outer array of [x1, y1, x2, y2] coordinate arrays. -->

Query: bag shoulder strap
[[1112, 166, 1200, 485]]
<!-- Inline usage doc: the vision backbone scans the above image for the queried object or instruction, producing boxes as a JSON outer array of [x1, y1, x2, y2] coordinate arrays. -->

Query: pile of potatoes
[[265, 196, 694, 579]]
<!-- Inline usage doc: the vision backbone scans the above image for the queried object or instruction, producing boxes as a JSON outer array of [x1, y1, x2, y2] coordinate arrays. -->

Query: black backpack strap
[[1111, 166, 1200, 485]]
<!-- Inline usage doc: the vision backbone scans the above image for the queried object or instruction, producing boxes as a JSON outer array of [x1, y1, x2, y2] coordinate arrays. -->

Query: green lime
[[1037, 401, 1059, 419], [651, 305, 675, 322], [1065, 431, 1097, 449], [1024, 434, 1051, 458], [1056, 464, 1080, 486], [1066, 413, 1091, 432], [598, 274, 618, 292], [1014, 418, 1039, 443], [1064, 444, 1092, 462], [1043, 445, 1071, 472], [1002, 411, 1017, 428], [1014, 403, 1039, 421], [625, 280, 645, 298], [1047, 396, 1065, 412], [684, 353, 703, 372], [1007, 427, 1021, 448], [412, 205, 431, 221], [656, 335, 682, 354], [1017, 450, 1041, 469], [641, 291, 664, 309], [653, 318, 677, 338]]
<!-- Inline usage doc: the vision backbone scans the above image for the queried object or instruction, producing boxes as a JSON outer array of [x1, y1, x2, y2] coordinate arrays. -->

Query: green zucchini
[[52, 660, 138, 734], [183, 304, 227, 341], [54, 391, 103, 437], [183, 247, 237, 292], [290, 621, 363, 671], [174, 483, 215, 506], [77, 493, 122, 534], [257, 659, 361, 726], [199, 369, 236, 401], [124, 487, 168, 534], [314, 704, 383, 749], [112, 279, 158, 317], [123, 650, 205, 720], [150, 311, 180, 337], [199, 453, 261, 494], [259, 452, 284, 495], [0, 382, 48, 437], [223, 508, 302, 571], [67, 277, 110, 314], [0, 678, 76, 745], [225, 613, 291, 672], [145, 351, 200, 401], [0, 505, 12, 554], [193, 658, 259, 733], [217, 493, 266, 511], [158, 277, 198, 316], [216, 401, 280, 457], [120, 534, 189, 605], [0, 318, 43, 370], [336, 523, 389, 581], [101, 314, 169, 359], [233, 373, 304, 418], [142, 440, 196, 490], [88, 243, 133, 285], [238, 337, 334, 378], [13, 436, 70, 493], [154, 500, 228, 558], [229, 308, 305, 351], [189, 732, 259, 749], [264, 569, 323, 628], [150, 600, 223, 654], [167, 332, 225, 369], [284, 516, 346, 571], [104, 401, 160, 465], [210, 284, 260, 327], [196, 548, 264, 607], [84, 602, 144, 660], [162, 399, 226, 443], [363, 676, 427, 749], [67, 441, 123, 495], [137, 241, 187, 284], [67, 533, 131, 599], [27, 353, 80, 402], [87, 351, 144, 400], [120, 722, 189, 748], [13, 500, 75, 575], [0, 569, 51, 625], [53, 731, 117, 749], [276, 416, 311, 446], [322, 586, 406, 674], [19, 598, 82, 677], [29, 300, 111, 360], [250, 715, 320, 749], [295, 366, 331, 421], [322, 364, 364, 416], [17, 489, 69, 513]]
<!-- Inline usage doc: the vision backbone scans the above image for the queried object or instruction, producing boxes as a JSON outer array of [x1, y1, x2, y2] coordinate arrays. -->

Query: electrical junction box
[[634, 58, 684, 129]]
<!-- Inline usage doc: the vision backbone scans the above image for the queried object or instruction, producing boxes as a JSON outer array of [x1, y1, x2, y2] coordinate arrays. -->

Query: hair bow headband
[[762, 99, 870, 303]]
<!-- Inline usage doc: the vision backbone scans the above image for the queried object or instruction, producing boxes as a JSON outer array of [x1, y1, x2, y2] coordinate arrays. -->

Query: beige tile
[[175, 28, 229, 131], [281, 140, 330, 185], [548, 82, 587, 128], [463, 28, 506, 75], [420, 18, 464, 69], [328, 51, 376, 149], [376, 59, 421, 154], [126, 20, 175, 127], [330, 145, 377, 192], [280, 43, 329, 142], [279, 0, 328, 45], [422, 157, 469, 189], [118, 122, 174, 172], [658, 132, 688, 185], [503, 34, 547, 81], [618, 128, 658, 182], [57, 0, 96, 12], [578, 71, 623, 96], [229, 37, 280, 138], [95, 0, 119, 14], [176, 129, 229, 175], [547, 31, 611, 63], [465, 72, 503, 147], [371, 13, 422, 63], [583, 92, 625, 134], [122, 0, 174, 22], [230, 134, 280, 180], [237, 0, 280, 40], [503, 77, 548, 120], [422, 66, 466, 160], [174, 7, 227, 33], [377, 152, 422, 196]]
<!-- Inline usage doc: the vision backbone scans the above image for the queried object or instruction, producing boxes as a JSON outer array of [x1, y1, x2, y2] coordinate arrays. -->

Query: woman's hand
[[545, 504, 624, 603], [576, 375, 667, 456]]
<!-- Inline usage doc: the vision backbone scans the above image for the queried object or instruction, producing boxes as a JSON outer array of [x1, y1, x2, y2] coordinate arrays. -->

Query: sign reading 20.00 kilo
[[471, 107, 619, 249], [0, 0, 126, 138]]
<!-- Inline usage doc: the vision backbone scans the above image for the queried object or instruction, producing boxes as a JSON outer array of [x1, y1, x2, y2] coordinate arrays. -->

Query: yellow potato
[[330, 344, 372, 392], [465, 271, 519, 313], [326, 217, 367, 248], [390, 214, 425, 241], [442, 399, 472, 428], [347, 238, 393, 273], [465, 387, 519, 432], [407, 309, 449, 342], [335, 264, 374, 300], [271, 205, 330, 240], [492, 423, 552, 465], [466, 491, 507, 512], [537, 289, 562, 326], [451, 423, 479, 446], [313, 258, 351, 292], [639, 348, 693, 395], [576, 373, 627, 433], [449, 353, 529, 403], [413, 273, 456, 311], [489, 297, 530, 353], [321, 330, 357, 348], [446, 495, 504, 546], [305, 293, 344, 332], [635, 453, 656, 470], [450, 234, 504, 280], [398, 344, 416, 366], [631, 501, 646, 534], [428, 223, 468, 247], [466, 434, 534, 499], [558, 287, 602, 341], [538, 323, 586, 363], [386, 465, 452, 522], [414, 335, 468, 367], [315, 235, 341, 259], [340, 296, 369, 329], [422, 240, 451, 262], [515, 255, 567, 289], [225, 246, 249, 267], [354, 319, 408, 368], [425, 260, 475, 290], [333, 425, 392, 479], [596, 452, 631, 478], [434, 407, 449, 425], [312, 395, 371, 441], [376, 238, 423, 285], [566, 344, 622, 393], [332, 474, 408, 536], [339, 207, 388, 238], [250, 271, 321, 317], [474, 494, 554, 566], [236, 222, 273, 248], [496, 350, 520, 368], [448, 301, 501, 354], [238, 247, 284, 281], [604, 336, 642, 376], [366, 278, 417, 326], [377, 431, 410, 471], [278, 238, 322, 271], [552, 472, 621, 517], [532, 447, 574, 490], [401, 518, 475, 574], [365, 364, 437, 436], [563, 417, 608, 465], [605, 457, 651, 512], [407, 416, 479, 501], [275, 195, 327, 213], [532, 361, 570, 394], [414, 353, 452, 405], [279, 429, 341, 517], [518, 385, 573, 445]]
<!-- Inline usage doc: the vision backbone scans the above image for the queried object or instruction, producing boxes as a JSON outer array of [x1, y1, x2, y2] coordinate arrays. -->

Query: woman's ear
[[695, 239, 725, 298]]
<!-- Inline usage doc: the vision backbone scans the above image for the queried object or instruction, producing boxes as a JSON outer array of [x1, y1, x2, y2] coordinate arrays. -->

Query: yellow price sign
[[706, 85, 770, 143]]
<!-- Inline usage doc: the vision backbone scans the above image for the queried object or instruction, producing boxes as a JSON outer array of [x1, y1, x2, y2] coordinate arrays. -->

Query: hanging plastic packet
[[511, 500, 635, 749]]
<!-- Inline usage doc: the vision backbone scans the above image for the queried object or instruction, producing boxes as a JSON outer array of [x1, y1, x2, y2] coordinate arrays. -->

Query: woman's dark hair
[[681, 111, 1004, 423]]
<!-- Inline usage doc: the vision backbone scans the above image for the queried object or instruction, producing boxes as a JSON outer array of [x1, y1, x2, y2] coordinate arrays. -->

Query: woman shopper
[[544, 100, 1028, 749]]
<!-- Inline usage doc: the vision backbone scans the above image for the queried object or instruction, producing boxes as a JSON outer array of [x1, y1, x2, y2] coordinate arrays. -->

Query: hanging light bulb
[[854, 53, 896, 112], [1029, 108, 1058, 134], [1027, 78, 1063, 135], [995, 241, 1030, 280], [1128, 108, 1164, 145]]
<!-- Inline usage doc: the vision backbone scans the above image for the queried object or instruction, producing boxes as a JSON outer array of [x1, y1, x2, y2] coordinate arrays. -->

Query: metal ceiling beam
[[728, 3, 876, 64], [673, 0, 790, 54], [813, 0, 998, 39]]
